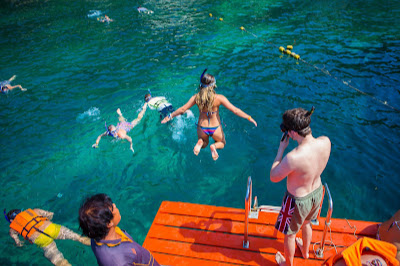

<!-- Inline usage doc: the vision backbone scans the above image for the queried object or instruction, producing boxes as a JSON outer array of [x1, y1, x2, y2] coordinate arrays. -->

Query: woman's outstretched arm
[[219, 95, 257, 127], [161, 95, 196, 123]]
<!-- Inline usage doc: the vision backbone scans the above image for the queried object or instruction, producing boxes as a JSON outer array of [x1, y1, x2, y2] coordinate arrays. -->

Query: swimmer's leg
[[8, 75, 16, 82], [194, 127, 209, 156], [42, 241, 71, 266], [117, 108, 126, 122], [56, 225, 91, 245], [210, 127, 226, 161], [7, 85, 26, 91]]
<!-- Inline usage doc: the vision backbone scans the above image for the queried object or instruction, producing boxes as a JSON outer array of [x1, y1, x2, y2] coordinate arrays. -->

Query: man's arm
[[92, 132, 108, 148], [34, 209, 54, 220], [9, 228, 23, 247], [270, 135, 293, 183], [161, 95, 196, 123]]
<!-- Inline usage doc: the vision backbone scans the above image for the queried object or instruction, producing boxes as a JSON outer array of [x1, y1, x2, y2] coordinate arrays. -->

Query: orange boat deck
[[143, 201, 379, 265]]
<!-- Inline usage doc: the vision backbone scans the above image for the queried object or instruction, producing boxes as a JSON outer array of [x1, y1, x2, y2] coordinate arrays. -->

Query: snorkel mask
[[199, 68, 216, 88], [4, 208, 21, 223], [280, 106, 315, 141], [105, 122, 116, 137], [145, 89, 152, 103]]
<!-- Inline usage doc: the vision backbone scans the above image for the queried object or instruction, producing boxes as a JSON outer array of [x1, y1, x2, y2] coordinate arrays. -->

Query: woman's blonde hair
[[196, 73, 216, 112]]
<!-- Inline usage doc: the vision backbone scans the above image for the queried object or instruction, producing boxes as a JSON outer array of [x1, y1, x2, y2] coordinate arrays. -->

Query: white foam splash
[[88, 10, 102, 18], [77, 107, 100, 122], [171, 110, 195, 143]]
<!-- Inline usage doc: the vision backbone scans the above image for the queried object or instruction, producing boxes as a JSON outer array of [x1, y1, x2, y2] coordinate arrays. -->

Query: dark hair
[[199, 73, 216, 89], [282, 108, 313, 137], [144, 93, 151, 102], [78, 194, 114, 241], [6, 209, 21, 222]]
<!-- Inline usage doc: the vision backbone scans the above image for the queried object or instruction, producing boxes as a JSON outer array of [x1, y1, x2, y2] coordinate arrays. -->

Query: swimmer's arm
[[161, 95, 196, 123], [9, 228, 23, 247], [92, 132, 108, 148], [34, 209, 54, 220], [130, 103, 147, 127], [219, 95, 257, 127], [121, 135, 134, 153]]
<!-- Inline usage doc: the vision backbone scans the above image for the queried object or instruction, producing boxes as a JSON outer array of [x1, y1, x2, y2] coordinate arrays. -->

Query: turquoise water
[[1, 0, 399, 264]]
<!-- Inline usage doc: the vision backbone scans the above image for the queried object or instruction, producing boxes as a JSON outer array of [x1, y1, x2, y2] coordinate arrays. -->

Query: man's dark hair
[[78, 194, 114, 241], [282, 108, 313, 137], [144, 93, 151, 102]]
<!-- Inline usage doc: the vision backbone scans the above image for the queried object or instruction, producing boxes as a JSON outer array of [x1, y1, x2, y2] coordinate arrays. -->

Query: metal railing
[[243, 176, 252, 248], [315, 183, 333, 258]]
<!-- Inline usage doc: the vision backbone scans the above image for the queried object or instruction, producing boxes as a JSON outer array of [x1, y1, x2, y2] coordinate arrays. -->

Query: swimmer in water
[[98, 15, 113, 23], [1, 75, 27, 94], [137, 6, 153, 14], [145, 93, 193, 119], [92, 103, 147, 153], [161, 69, 257, 160], [5, 208, 90, 266]]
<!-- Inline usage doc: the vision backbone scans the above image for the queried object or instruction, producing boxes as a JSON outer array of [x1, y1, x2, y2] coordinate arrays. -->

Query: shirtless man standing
[[270, 107, 331, 266]]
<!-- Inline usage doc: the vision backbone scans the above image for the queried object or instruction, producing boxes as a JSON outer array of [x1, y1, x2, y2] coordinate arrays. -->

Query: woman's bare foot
[[295, 237, 309, 259], [117, 108, 122, 116], [210, 144, 219, 160], [275, 251, 286, 266], [193, 139, 203, 156]]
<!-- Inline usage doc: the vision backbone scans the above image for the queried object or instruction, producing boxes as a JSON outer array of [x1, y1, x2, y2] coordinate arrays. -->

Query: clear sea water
[[1, 0, 399, 264]]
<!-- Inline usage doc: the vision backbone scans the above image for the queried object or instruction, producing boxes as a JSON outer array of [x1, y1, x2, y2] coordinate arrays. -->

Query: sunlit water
[[0, 0, 399, 264]]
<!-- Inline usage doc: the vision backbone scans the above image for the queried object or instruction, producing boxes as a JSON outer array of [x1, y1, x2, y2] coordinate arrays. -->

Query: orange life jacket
[[324, 237, 399, 266], [9, 209, 48, 239]]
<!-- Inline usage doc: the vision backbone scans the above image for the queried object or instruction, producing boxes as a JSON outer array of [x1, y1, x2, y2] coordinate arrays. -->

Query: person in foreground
[[270, 107, 331, 266], [5, 208, 90, 266], [377, 209, 400, 262], [92, 103, 147, 153], [161, 69, 257, 160], [1, 75, 27, 93], [78, 194, 160, 266]]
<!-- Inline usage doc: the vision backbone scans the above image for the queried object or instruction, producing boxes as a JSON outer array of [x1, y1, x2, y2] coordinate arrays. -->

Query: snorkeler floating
[[4, 208, 90, 266], [98, 15, 113, 23], [92, 103, 147, 153], [137, 6, 153, 14], [145, 91, 193, 120], [1, 75, 27, 94], [161, 69, 257, 161]]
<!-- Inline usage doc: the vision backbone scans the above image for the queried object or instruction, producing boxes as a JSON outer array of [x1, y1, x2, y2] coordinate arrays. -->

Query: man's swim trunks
[[275, 184, 323, 235], [159, 105, 174, 119], [92, 226, 160, 266], [34, 223, 61, 248]]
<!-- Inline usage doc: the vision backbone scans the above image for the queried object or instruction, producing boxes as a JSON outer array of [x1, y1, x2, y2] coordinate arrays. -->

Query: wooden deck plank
[[145, 224, 345, 260], [157, 201, 378, 236], [144, 238, 323, 266], [152, 212, 372, 247]]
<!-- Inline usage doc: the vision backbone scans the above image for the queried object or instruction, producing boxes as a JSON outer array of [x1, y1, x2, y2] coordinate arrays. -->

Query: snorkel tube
[[4, 209, 10, 223]]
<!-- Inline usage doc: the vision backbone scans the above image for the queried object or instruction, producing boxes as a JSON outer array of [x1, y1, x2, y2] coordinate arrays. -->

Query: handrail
[[316, 183, 333, 258], [243, 176, 252, 248]]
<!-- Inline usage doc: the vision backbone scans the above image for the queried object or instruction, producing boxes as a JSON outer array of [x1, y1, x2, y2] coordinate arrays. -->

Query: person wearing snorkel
[[161, 69, 257, 160], [92, 103, 147, 153], [145, 91, 194, 120], [98, 15, 113, 23], [1, 75, 27, 94], [4, 208, 90, 266], [270, 107, 331, 266]]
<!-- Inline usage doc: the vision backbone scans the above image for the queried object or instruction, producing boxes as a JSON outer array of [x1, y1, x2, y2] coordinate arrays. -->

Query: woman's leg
[[194, 127, 209, 155], [42, 241, 71, 266], [210, 127, 225, 160], [57, 225, 91, 245]]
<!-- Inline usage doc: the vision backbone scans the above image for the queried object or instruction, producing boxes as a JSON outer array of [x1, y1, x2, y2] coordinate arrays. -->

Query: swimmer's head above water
[[105, 122, 117, 137], [4, 209, 22, 223], [144, 93, 152, 103]]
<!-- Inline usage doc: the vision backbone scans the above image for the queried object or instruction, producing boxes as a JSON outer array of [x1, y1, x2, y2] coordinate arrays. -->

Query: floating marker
[[219, 18, 223, 21], [240, 26, 245, 31], [194, 8, 197, 11], [293, 54, 300, 60], [287, 45, 293, 50], [209, 13, 213, 17], [286, 50, 292, 55], [279, 46, 285, 53]]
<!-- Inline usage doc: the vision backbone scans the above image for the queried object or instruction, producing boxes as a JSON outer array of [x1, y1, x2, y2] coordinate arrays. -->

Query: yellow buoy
[[279, 46, 285, 53], [209, 13, 213, 17], [240, 26, 245, 31], [286, 50, 292, 55], [194, 8, 197, 11], [287, 45, 293, 50], [219, 18, 223, 21], [293, 54, 300, 60]]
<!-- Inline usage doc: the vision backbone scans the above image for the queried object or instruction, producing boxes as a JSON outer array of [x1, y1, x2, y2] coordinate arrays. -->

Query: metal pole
[[316, 183, 333, 258], [243, 176, 252, 248]]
